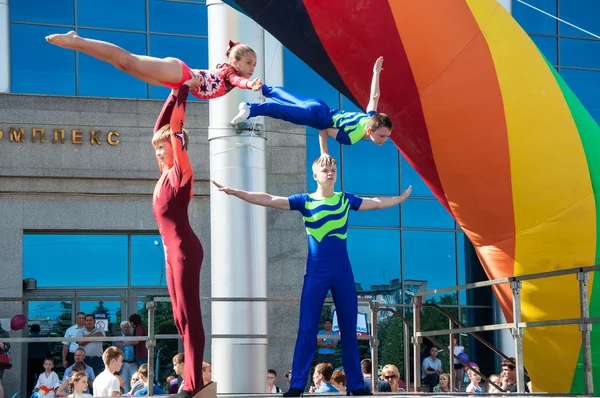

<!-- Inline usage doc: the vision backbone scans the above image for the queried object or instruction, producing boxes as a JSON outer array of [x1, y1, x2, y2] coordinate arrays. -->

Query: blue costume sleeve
[[345, 193, 363, 211], [288, 194, 307, 211]]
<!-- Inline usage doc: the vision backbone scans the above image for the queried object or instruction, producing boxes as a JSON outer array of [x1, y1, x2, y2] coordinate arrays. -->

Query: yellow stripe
[[466, 0, 596, 392]]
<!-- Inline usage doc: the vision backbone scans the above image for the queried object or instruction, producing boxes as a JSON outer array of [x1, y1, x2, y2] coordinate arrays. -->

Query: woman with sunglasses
[[381, 364, 406, 392]]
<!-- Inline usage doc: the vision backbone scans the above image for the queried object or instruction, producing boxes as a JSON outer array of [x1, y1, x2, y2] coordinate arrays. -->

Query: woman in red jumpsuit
[[151, 73, 205, 397]]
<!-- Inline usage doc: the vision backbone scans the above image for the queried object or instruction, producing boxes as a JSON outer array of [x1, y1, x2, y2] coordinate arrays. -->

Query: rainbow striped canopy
[[223, 0, 600, 392]]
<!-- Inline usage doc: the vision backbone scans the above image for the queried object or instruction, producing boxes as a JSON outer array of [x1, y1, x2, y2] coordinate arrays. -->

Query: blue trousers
[[249, 85, 334, 130], [290, 262, 364, 393]]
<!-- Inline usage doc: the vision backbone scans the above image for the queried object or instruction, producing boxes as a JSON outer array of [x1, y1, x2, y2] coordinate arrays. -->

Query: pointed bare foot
[[45, 30, 79, 49]]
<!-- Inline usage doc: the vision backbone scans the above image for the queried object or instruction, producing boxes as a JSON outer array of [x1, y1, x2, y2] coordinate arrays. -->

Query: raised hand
[[249, 77, 263, 91], [400, 185, 412, 201], [374, 56, 384, 73], [211, 180, 234, 195]]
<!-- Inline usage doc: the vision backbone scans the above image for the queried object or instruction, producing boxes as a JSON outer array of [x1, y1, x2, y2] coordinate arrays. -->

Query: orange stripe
[[387, 0, 515, 315]]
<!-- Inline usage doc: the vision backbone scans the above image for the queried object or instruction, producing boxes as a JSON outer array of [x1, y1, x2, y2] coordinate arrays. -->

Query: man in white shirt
[[93, 346, 124, 397], [422, 347, 442, 392], [62, 312, 86, 368], [77, 314, 105, 377]]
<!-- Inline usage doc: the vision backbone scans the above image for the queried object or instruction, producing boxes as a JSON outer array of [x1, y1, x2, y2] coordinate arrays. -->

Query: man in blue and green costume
[[211, 157, 412, 397], [231, 57, 393, 155]]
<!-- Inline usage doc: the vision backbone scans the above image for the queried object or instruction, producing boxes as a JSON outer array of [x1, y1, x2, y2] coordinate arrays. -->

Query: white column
[[0, 0, 10, 93], [493, 296, 515, 360], [497, 0, 512, 13], [263, 32, 283, 87], [207, 1, 268, 394]]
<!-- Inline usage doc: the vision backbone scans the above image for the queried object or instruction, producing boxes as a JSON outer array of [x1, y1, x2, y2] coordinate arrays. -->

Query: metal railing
[[412, 265, 599, 395], [0, 289, 522, 395]]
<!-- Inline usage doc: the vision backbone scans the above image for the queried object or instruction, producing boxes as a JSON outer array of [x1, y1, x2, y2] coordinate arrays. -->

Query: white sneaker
[[231, 102, 251, 125]]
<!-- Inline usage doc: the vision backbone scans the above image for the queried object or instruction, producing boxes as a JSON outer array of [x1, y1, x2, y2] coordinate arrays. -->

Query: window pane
[[349, 206, 399, 228], [559, 38, 600, 69], [560, 69, 600, 124], [149, 35, 209, 100], [149, 0, 207, 36], [402, 199, 455, 229], [403, 231, 457, 295], [401, 156, 433, 197], [79, 297, 122, 335], [28, 299, 72, 368], [11, 24, 76, 95], [513, 0, 557, 35], [283, 49, 339, 109], [531, 35, 557, 65], [348, 229, 400, 293], [78, 0, 146, 31], [559, 0, 600, 38], [78, 29, 148, 98], [23, 234, 128, 287], [458, 232, 466, 305], [343, 141, 399, 195], [10, 0, 74, 24], [307, 127, 341, 192], [131, 235, 167, 287]]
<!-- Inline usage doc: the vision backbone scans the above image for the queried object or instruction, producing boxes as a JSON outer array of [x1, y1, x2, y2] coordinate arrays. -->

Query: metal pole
[[413, 296, 422, 392], [370, 301, 380, 394], [404, 320, 411, 392], [449, 319, 455, 392], [207, 1, 268, 393], [146, 301, 156, 396], [577, 271, 594, 395], [511, 280, 525, 393]]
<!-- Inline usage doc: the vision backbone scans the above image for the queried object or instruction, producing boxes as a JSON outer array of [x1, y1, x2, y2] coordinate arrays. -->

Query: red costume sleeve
[[226, 67, 252, 89], [154, 86, 194, 193]]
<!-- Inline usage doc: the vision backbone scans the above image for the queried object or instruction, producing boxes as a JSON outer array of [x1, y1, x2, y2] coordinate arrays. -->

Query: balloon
[[458, 352, 469, 363], [10, 314, 26, 331]]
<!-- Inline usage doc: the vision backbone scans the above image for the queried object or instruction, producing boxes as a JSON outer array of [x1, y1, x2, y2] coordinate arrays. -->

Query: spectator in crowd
[[330, 370, 346, 393], [128, 314, 148, 366], [172, 353, 185, 392], [202, 361, 212, 386], [267, 369, 281, 393], [0, 323, 10, 398], [465, 366, 483, 393], [28, 324, 52, 397], [62, 349, 95, 386], [382, 364, 406, 392], [316, 319, 338, 366], [488, 374, 502, 393], [34, 357, 61, 398], [134, 364, 165, 396], [433, 373, 451, 393], [166, 376, 179, 394], [92, 346, 124, 397], [128, 372, 143, 396], [449, 336, 465, 391], [78, 314, 105, 377], [421, 347, 442, 392], [62, 313, 86, 369], [361, 358, 391, 393], [309, 363, 338, 393], [68, 371, 92, 398], [502, 358, 530, 393], [57, 362, 89, 397], [116, 321, 137, 393]]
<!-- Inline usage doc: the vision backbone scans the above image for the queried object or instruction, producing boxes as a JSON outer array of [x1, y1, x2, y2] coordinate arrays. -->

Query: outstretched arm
[[212, 180, 290, 210], [359, 186, 412, 211], [228, 72, 263, 91], [366, 56, 384, 113]]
